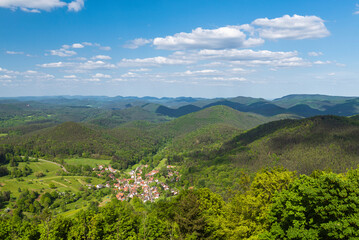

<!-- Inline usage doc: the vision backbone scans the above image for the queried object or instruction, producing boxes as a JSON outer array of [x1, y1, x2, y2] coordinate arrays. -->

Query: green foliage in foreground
[[3, 167, 359, 239]]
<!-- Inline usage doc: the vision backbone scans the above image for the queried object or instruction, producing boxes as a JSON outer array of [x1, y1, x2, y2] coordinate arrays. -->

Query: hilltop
[[216, 115, 359, 174]]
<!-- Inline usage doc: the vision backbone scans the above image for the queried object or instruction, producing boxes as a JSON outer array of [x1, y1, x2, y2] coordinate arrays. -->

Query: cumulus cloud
[[68, 0, 84, 12], [93, 73, 111, 78], [152, 26, 264, 50], [20, 7, 40, 13], [124, 38, 152, 49], [48, 42, 111, 58], [118, 49, 312, 69], [189, 49, 309, 67], [180, 69, 220, 77], [64, 75, 77, 79], [50, 48, 77, 57], [127, 14, 329, 52], [252, 14, 330, 40], [0, 74, 12, 79], [121, 72, 138, 78], [196, 49, 298, 61], [92, 55, 112, 60], [0, 67, 54, 85], [6, 51, 24, 55], [39, 60, 116, 72], [72, 43, 84, 48], [0, 0, 85, 12], [354, 4, 359, 14], [308, 51, 323, 57], [129, 68, 151, 72], [313, 60, 332, 65], [118, 56, 193, 67], [0, 0, 66, 12]]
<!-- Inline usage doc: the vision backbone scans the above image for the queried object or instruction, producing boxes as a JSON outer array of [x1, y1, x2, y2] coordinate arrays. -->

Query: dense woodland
[[3, 168, 359, 239], [2, 95, 359, 239]]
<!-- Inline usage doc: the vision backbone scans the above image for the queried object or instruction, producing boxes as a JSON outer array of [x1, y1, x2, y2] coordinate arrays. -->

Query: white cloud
[[328, 72, 336, 76], [126, 14, 329, 52], [0, 0, 66, 11], [182, 69, 220, 76], [118, 56, 193, 67], [308, 51, 323, 57], [72, 43, 84, 48], [314, 60, 332, 65], [118, 49, 313, 69], [6, 51, 24, 55], [50, 48, 77, 57], [354, 4, 359, 14], [39, 60, 116, 72], [129, 68, 151, 72], [64, 75, 77, 79], [40, 62, 66, 68], [20, 7, 40, 13], [0, 68, 54, 85], [121, 72, 138, 78], [233, 57, 311, 67], [124, 38, 152, 49], [252, 14, 330, 40], [196, 49, 298, 61], [68, 0, 84, 12], [0, 75, 12, 79], [153, 26, 264, 50], [93, 73, 111, 78], [92, 55, 112, 60], [0, 0, 85, 12]]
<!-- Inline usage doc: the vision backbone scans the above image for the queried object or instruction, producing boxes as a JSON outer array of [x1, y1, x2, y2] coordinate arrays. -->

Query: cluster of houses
[[92, 164, 180, 202]]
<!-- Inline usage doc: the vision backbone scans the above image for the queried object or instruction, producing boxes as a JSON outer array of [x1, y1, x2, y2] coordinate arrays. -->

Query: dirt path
[[51, 180, 68, 188], [34, 158, 69, 173]]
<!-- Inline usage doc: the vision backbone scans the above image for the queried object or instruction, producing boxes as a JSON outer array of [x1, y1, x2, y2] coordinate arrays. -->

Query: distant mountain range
[[156, 94, 359, 118], [1, 94, 359, 132]]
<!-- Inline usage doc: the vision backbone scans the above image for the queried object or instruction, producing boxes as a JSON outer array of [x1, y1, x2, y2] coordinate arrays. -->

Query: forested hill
[[216, 115, 359, 174], [0, 106, 294, 168], [2, 94, 359, 132], [2, 107, 359, 175]]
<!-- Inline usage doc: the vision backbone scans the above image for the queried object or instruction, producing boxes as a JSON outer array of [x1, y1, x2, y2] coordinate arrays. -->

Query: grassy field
[[0, 133, 8, 137], [64, 158, 111, 167], [0, 161, 104, 198]]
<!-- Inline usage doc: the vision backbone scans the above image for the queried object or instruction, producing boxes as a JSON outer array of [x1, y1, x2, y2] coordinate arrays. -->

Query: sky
[[0, 0, 358, 99]]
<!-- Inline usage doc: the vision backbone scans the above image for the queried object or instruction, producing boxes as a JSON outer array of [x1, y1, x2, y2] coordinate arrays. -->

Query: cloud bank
[[126, 15, 330, 50], [0, 0, 85, 13]]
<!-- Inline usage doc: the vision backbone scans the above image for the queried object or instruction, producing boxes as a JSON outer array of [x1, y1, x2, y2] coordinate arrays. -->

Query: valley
[[1, 94, 359, 239]]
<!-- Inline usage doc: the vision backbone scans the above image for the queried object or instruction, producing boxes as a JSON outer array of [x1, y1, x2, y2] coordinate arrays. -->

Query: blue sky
[[0, 0, 358, 98]]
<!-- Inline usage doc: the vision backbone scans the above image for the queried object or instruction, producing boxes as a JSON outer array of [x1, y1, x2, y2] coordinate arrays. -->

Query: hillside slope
[[219, 115, 359, 174]]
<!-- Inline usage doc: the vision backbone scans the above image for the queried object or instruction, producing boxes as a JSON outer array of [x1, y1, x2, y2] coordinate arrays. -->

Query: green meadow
[[0, 161, 104, 199]]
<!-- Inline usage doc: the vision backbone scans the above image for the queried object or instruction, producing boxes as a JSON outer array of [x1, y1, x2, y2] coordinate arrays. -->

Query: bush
[[35, 172, 45, 178]]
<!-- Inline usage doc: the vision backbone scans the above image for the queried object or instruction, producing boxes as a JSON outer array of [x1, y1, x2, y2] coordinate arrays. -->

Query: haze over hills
[[2, 94, 359, 130]]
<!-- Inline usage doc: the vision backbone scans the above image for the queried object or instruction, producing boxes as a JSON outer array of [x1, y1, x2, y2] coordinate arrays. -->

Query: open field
[[0, 133, 8, 137], [0, 161, 104, 198], [64, 158, 111, 168]]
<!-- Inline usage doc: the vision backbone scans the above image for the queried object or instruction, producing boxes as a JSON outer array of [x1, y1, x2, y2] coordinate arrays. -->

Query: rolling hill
[[217, 115, 359, 174]]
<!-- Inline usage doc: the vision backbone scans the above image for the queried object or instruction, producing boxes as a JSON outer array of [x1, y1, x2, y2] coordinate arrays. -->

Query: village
[[91, 164, 180, 202]]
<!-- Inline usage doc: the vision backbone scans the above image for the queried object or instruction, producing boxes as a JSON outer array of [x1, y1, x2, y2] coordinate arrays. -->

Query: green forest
[[2, 95, 359, 239]]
